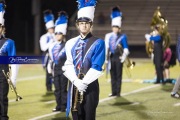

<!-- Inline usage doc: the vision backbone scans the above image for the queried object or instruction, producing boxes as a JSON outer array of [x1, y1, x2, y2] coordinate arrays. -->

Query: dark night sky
[[4, 0, 77, 54]]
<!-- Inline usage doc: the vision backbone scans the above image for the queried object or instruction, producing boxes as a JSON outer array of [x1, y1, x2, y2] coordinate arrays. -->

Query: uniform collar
[[80, 32, 92, 40]]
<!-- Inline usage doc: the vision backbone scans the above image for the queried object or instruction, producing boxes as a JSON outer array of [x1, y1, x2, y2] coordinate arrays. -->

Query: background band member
[[48, 11, 68, 112], [63, 0, 105, 119], [145, 26, 164, 84], [39, 9, 55, 92], [170, 37, 180, 98], [105, 6, 129, 97], [0, 1, 18, 119], [163, 47, 172, 80]]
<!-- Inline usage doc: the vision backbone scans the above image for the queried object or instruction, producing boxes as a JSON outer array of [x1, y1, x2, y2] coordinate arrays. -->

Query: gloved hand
[[151, 53, 154, 61], [145, 34, 151, 41], [119, 55, 126, 63], [47, 62, 52, 74], [105, 60, 108, 64], [73, 79, 87, 92]]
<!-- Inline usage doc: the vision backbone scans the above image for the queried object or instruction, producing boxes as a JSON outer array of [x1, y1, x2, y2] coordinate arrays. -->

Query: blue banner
[[0, 56, 45, 64]]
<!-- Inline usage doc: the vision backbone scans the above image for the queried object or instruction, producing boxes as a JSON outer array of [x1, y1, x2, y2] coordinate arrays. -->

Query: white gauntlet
[[120, 48, 129, 63], [145, 34, 151, 41]]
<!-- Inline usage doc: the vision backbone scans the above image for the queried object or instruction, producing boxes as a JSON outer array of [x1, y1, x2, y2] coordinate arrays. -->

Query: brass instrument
[[117, 44, 135, 78], [147, 6, 171, 56], [72, 73, 84, 111], [2, 69, 22, 101], [145, 39, 154, 57]]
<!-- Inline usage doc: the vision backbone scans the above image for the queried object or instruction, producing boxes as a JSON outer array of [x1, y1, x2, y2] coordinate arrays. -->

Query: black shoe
[[47, 88, 53, 92], [61, 109, 66, 112], [154, 82, 160, 84], [52, 108, 61, 112], [171, 93, 180, 99], [116, 94, 121, 97], [108, 93, 117, 97]]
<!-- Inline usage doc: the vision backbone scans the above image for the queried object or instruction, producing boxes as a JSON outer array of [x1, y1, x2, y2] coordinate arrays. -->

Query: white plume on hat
[[111, 6, 122, 27], [43, 10, 55, 29], [0, 2, 5, 26], [55, 11, 68, 35], [77, 0, 97, 22]]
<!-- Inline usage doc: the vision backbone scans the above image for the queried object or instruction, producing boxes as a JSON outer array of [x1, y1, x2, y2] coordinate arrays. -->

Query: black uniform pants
[[72, 81, 99, 120], [110, 57, 123, 96], [53, 74, 68, 110], [154, 43, 164, 83], [46, 69, 53, 91], [0, 78, 9, 120]]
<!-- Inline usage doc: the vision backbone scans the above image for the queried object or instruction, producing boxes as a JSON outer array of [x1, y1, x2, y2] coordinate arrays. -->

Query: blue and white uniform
[[0, 38, 18, 85], [0, 37, 18, 120], [40, 9, 55, 92], [105, 32, 129, 97], [40, 33, 55, 53], [63, 33, 105, 119], [40, 32, 56, 69], [39, 32, 55, 91], [145, 32, 164, 83], [49, 40, 68, 111], [0, 2, 18, 119], [105, 32, 129, 59]]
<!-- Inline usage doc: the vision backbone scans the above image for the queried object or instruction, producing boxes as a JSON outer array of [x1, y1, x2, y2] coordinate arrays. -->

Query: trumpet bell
[[127, 61, 135, 69], [16, 95, 23, 101]]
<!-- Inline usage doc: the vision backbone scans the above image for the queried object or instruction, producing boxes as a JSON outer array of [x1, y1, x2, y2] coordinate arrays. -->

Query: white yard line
[[99, 84, 160, 103], [28, 112, 61, 120], [18, 75, 45, 81], [9, 99, 16, 103], [29, 84, 160, 120], [173, 102, 180, 107], [44, 100, 55, 104]]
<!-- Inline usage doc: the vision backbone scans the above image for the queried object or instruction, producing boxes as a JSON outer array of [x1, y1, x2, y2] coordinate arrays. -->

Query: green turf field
[[7, 59, 180, 120]]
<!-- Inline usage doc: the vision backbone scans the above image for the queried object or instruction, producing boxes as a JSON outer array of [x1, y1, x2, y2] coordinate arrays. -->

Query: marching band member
[[105, 6, 129, 97], [63, 0, 105, 119], [39, 9, 55, 92], [48, 11, 68, 112], [0, 1, 18, 119], [145, 26, 164, 84], [145, 7, 166, 84]]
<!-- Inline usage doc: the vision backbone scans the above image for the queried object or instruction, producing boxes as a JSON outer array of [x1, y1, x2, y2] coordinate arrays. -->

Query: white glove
[[151, 53, 154, 61], [73, 79, 87, 92], [120, 48, 129, 63], [10, 77, 16, 87], [10, 64, 19, 87], [145, 34, 151, 41], [62, 65, 79, 83], [119, 55, 126, 63], [47, 61, 52, 74], [82, 68, 103, 85]]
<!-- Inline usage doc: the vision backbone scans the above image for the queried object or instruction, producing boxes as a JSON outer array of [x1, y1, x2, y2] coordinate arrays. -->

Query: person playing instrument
[[105, 6, 129, 97], [48, 11, 68, 112], [39, 9, 56, 92], [0, 1, 18, 119], [145, 25, 164, 84], [62, 0, 105, 119]]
